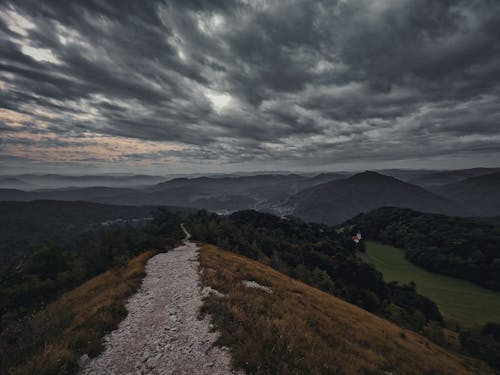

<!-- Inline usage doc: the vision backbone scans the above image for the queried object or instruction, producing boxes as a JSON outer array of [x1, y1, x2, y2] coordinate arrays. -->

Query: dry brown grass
[[199, 243, 494, 375], [6, 251, 154, 375]]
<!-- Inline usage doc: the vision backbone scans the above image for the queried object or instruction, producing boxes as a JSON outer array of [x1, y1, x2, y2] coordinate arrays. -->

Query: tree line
[[187, 210, 442, 332], [0, 208, 183, 332], [343, 207, 500, 291]]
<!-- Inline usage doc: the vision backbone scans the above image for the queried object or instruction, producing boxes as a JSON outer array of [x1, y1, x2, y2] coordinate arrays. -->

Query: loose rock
[[80, 237, 240, 375], [241, 280, 273, 294]]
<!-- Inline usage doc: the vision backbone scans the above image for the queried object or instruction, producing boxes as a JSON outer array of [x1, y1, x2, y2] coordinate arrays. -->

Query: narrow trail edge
[[81, 225, 239, 375]]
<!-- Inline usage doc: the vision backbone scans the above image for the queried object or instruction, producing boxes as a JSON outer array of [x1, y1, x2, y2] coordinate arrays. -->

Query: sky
[[1, 0, 500, 175]]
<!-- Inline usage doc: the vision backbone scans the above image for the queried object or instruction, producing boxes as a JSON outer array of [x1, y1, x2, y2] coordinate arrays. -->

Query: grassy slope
[[364, 241, 500, 325], [199, 244, 493, 375], [3, 251, 154, 375]]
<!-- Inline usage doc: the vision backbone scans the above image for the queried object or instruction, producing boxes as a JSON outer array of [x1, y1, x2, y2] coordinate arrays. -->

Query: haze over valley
[[2, 167, 499, 225]]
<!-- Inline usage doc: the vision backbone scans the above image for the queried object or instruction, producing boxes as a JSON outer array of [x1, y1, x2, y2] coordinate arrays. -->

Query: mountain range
[[433, 172, 500, 216], [0, 169, 499, 225], [288, 171, 462, 225]]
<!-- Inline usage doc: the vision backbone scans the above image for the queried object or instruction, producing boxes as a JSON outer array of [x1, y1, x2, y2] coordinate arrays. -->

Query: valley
[[364, 241, 500, 325], [2, 168, 500, 225]]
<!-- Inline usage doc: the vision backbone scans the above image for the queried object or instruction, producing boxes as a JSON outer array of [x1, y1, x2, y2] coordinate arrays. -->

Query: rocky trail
[[81, 225, 238, 375]]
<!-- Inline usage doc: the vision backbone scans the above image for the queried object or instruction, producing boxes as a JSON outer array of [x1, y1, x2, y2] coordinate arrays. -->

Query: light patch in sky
[[166, 33, 188, 62], [177, 48, 187, 61], [21, 46, 60, 64], [29, 108, 59, 119], [56, 23, 85, 46], [0, 9, 35, 37], [0, 108, 32, 128], [204, 89, 233, 113], [2, 130, 186, 164], [196, 12, 225, 34]]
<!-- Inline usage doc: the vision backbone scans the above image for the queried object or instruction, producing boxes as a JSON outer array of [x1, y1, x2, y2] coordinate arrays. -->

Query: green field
[[364, 241, 500, 326]]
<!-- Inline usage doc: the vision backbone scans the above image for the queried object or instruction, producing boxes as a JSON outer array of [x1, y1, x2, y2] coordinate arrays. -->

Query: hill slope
[[0, 174, 343, 212], [0, 251, 154, 374], [0, 200, 191, 264], [199, 243, 492, 375], [434, 171, 500, 216], [343, 206, 500, 291], [289, 171, 461, 225], [408, 168, 500, 188]]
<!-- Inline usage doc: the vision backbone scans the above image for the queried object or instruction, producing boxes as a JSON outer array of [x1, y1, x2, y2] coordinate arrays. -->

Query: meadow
[[365, 241, 500, 326]]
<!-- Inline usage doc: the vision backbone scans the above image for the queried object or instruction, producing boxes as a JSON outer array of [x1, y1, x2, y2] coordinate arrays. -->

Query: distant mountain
[[300, 172, 347, 186], [374, 169, 436, 182], [288, 171, 462, 225], [434, 171, 500, 216], [0, 187, 139, 202], [0, 174, 344, 212], [0, 174, 167, 189], [10, 171, 486, 218], [0, 177, 32, 190], [408, 168, 500, 188], [0, 189, 35, 201], [137, 174, 317, 211]]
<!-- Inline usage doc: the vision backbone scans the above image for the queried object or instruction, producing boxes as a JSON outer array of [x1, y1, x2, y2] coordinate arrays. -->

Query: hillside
[[0, 174, 342, 212], [0, 251, 155, 374], [408, 168, 500, 188], [434, 172, 500, 216], [0, 177, 32, 190], [343, 207, 500, 291], [288, 171, 461, 225], [0, 200, 192, 264], [0, 174, 167, 189], [364, 241, 500, 325], [189, 210, 445, 332], [199, 243, 493, 375], [2, 212, 498, 374]]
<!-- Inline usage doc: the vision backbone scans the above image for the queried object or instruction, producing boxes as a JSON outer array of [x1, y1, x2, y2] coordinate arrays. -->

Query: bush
[[460, 323, 500, 369]]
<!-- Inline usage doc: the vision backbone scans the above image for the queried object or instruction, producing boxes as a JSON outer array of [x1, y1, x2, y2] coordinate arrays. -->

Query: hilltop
[[434, 171, 500, 216], [288, 171, 460, 225]]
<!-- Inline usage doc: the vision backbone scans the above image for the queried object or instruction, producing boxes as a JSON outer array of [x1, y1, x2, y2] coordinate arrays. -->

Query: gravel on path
[[81, 236, 238, 375]]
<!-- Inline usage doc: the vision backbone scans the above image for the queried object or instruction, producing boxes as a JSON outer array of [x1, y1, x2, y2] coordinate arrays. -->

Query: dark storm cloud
[[1, 0, 500, 171]]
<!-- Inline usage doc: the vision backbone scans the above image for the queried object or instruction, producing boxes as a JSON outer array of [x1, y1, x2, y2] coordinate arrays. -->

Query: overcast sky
[[1, 0, 499, 175]]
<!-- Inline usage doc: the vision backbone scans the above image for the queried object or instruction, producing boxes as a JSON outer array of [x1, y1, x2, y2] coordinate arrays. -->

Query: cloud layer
[[1, 0, 500, 173]]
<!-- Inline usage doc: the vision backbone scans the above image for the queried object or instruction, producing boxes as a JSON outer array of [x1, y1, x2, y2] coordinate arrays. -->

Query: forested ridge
[[0, 208, 183, 333], [187, 209, 500, 369], [343, 207, 500, 291], [1, 206, 499, 372], [0, 201, 194, 265], [187, 210, 442, 332]]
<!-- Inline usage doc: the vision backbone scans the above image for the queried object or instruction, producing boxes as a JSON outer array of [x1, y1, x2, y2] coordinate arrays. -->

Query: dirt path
[[81, 227, 237, 375]]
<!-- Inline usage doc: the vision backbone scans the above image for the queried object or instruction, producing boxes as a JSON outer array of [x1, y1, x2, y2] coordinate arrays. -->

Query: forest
[[188, 209, 500, 369], [187, 210, 442, 332], [343, 207, 500, 291], [2, 207, 500, 371], [0, 208, 183, 332]]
